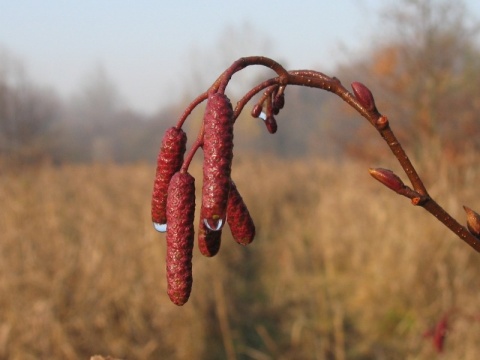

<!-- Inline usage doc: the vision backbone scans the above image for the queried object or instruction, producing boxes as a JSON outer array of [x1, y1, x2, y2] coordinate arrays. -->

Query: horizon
[[2, 0, 480, 115]]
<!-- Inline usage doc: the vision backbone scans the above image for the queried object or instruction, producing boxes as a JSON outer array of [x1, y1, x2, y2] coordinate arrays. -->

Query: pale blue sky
[[1, 1, 480, 114]]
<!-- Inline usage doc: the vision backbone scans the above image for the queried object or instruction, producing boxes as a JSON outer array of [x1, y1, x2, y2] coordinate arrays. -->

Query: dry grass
[[1, 156, 480, 359]]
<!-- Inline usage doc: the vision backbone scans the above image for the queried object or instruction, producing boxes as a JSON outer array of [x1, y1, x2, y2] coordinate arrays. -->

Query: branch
[[151, 56, 480, 305]]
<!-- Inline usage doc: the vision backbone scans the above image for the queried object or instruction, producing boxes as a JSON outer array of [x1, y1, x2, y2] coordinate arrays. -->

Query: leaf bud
[[351, 81, 377, 112], [227, 180, 255, 245], [464, 206, 480, 238], [368, 168, 405, 193]]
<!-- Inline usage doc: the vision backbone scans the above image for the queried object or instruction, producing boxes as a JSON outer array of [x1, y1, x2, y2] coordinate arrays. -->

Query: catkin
[[151, 127, 187, 226], [166, 171, 195, 306], [227, 180, 255, 245], [201, 92, 234, 230]]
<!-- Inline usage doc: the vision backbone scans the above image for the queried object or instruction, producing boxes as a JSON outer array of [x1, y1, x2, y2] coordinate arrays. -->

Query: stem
[[287, 74, 375, 124], [420, 199, 480, 251], [216, 56, 289, 94], [180, 57, 290, 166], [376, 123, 428, 195], [176, 92, 208, 129], [177, 56, 480, 252], [286, 73, 429, 194], [256, 70, 479, 251], [181, 122, 204, 173], [234, 78, 280, 120]]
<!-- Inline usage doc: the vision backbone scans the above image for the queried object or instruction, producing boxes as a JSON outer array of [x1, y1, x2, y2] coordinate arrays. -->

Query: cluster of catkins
[[149, 80, 363, 306], [150, 59, 480, 305], [151, 92, 256, 306]]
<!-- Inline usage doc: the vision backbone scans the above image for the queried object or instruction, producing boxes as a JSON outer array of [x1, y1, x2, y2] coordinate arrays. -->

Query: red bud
[[227, 180, 255, 245], [369, 168, 405, 193], [464, 206, 480, 238], [351, 82, 376, 112]]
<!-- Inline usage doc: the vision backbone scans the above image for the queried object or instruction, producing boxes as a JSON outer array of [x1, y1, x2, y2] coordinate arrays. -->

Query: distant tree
[[63, 65, 126, 162], [336, 0, 480, 162], [285, 0, 480, 164], [381, 0, 480, 155], [71, 65, 122, 125], [183, 22, 276, 98], [0, 48, 61, 164]]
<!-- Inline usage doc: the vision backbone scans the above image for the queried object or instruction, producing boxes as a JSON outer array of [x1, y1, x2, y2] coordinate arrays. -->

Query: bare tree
[[373, 0, 480, 159], [0, 48, 61, 164], [64, 65, 126, 162], [314, 0, 480, 164]]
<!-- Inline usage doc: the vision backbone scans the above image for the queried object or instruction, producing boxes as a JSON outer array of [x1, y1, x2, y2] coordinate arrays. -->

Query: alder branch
[[228, 59, 480, 251], [151, 56, 480, 305]]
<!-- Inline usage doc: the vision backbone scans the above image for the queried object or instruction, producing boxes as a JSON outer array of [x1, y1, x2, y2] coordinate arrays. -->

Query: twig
[[154, 56, 480, 306]]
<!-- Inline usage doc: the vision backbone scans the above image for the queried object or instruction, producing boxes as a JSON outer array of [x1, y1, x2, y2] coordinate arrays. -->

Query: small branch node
[[375, 116, 389, 130]]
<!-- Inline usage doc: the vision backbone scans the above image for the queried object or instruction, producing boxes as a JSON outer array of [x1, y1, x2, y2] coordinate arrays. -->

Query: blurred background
[[2, 0, 480, 358]]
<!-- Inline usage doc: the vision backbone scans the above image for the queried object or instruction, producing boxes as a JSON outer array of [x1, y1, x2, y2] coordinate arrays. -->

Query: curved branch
[[173, 56, 480, 253]]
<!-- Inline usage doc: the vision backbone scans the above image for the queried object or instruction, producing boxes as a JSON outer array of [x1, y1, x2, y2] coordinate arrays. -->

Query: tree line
[[1, 0, 479, 166]]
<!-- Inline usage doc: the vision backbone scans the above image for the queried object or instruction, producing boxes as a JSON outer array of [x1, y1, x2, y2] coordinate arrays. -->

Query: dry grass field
[[1, 156, 480, 359]]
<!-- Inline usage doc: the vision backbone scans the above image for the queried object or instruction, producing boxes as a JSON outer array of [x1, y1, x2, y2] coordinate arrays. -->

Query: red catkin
[[227, 180, 255, 245], [151, 127, 187, 227], [166, 171, 195, 306], [201, 92, 234, 230], [198, 214, 222, 257]]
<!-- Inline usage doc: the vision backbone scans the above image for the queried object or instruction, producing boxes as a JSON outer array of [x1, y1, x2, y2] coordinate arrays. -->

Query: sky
[[1, 0, 480, 115]]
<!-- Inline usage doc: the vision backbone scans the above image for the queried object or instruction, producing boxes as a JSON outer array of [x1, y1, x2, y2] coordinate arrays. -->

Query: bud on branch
[[150, 55, 480, 305], [368, 168, 405, 193], [464, 206, 480, 239], [351, 81, 377, 112], [227, 180, 255, 245]]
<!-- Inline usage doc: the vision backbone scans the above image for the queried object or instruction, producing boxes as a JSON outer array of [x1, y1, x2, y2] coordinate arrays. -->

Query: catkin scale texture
[[166, 172, 195, 306], [151, 127, 187, 225], [201, 92, 234, 228], [227, 180, 255, 245]]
